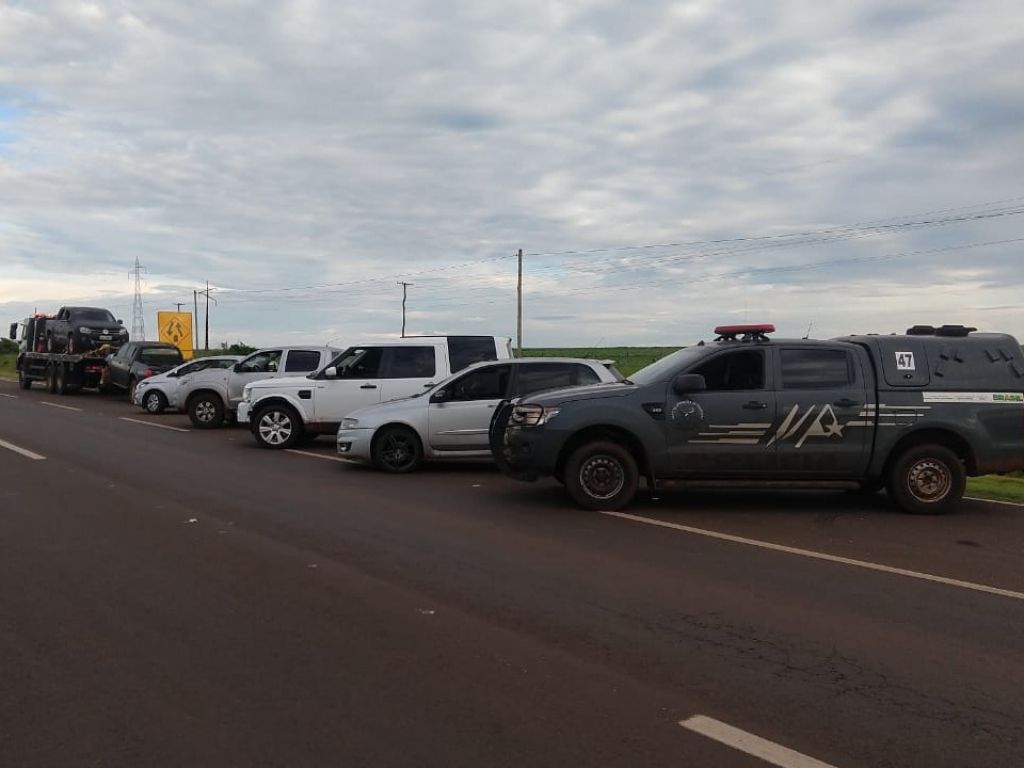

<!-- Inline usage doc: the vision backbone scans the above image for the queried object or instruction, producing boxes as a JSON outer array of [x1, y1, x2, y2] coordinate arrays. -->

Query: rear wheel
[[127, 377, 138, 403], [67, 334, 77, 354], [564, 441, 639, 511], [47, 365, 58, 393], [886, 443, 965, 515], [143, 390, 167, 414], [372, 426, 423, 473], [252, 404, 302, 449], [55, 364, 69, 395], [17, 367, 31, 390], [188, 393, 225, 429]]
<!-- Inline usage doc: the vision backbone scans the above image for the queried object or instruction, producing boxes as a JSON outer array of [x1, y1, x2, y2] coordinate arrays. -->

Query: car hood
[[248, 375, 311, 390], [346, 396, 426, 424], [138, 371, 174, 385], [516, 381, 637, 406]]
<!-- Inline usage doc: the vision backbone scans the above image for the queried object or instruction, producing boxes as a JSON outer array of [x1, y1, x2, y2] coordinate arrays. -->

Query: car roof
[[461, 357, 613, 370]]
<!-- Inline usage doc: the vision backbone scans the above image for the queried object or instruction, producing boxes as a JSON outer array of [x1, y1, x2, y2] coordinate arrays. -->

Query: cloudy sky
[[2, 0, 1023, 349]]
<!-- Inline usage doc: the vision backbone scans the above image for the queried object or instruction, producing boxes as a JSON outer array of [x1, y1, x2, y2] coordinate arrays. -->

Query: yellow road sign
[[157, 311, 194, 360]]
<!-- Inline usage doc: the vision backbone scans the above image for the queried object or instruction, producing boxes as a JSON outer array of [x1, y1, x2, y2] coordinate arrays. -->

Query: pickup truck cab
[[177, 346, 339, 428], [491, 324, 1024, 515], [105, 342, 184, 401], [238, 335, 512, 449]]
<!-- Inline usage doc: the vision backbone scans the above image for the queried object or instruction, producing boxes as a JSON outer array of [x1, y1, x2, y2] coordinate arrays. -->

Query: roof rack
[[714, 323, 776, 342], [906, 324, 977, 338]]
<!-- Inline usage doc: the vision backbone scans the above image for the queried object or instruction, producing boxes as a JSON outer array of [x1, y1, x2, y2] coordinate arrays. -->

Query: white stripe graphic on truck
[[921, 392, 1024, 404]]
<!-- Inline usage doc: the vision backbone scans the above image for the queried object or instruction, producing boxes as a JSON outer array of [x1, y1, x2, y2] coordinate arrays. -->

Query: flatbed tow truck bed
[[17, 347, 115, 394]]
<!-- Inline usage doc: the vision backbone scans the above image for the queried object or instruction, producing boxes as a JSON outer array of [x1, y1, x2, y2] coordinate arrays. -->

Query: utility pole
[[193, 290, 199, 351], [397, 281, 413, 337], [174, 303, 184, 312], [516, 248, 523, 357], [197, 282, 217, 351]]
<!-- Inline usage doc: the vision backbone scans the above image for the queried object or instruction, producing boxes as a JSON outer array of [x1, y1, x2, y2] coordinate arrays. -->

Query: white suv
[[238, 336, 511, 449], [336, 358, 622, 472]]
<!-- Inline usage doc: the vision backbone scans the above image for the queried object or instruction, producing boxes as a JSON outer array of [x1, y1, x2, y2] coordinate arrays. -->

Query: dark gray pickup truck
[[491, 324, 1024, 514]]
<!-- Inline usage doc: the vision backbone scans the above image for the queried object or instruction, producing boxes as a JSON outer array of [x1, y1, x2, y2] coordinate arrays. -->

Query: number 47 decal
[[895, 351, 916, 371]]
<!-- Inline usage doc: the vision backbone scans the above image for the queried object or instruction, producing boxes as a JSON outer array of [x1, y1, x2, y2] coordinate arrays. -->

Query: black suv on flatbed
[[491, 324, 1024, 515], [46, 306, 128, 353]]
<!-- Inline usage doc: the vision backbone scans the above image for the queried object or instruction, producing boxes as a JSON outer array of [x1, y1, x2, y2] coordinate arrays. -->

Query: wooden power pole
[[516, 248, 523, 357], [397, 281, 413, 337]]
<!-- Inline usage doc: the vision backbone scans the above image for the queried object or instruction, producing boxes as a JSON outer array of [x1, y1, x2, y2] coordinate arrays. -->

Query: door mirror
[[430, 389, 448, 403], [8, 323, 16, 340], [324, 366, 338, 379], [233, 363, 243, 372], [118, 318, 124, 325], [672, 373, 706, 395]]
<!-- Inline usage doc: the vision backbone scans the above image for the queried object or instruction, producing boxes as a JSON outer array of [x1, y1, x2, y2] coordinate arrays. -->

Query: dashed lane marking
[[119, 417, 190, 433], [601, 510, 1024, 602], [0, 393, 17, 399], [680, 715, 839, 768], [41, 401, 83, 412], [285, 449, 349, 463], [0, 438, 46, 460]]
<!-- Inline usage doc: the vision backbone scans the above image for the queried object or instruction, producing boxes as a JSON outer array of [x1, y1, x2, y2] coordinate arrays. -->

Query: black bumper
[[488, 401, 561, 482]]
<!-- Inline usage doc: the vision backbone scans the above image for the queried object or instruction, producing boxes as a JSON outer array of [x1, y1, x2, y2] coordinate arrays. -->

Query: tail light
[[142, 368, 154, 378]]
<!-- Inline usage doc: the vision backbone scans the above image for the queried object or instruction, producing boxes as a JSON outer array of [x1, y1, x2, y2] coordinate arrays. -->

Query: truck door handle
[[742, 400, 768, 410], [359, 384, 377, 389], [833, 398, 860, 408]]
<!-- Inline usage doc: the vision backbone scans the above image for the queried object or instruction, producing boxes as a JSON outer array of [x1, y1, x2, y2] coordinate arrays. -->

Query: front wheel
[[143, 390, 167, 414], [67, 334, 77, 354], [17, 367, 31, 390], [886, 444, 965, 515], [252, 404, 303, 449], [564, 441, 639, 511], [372, 426, 423, 473], [188, 393, 225, 429]]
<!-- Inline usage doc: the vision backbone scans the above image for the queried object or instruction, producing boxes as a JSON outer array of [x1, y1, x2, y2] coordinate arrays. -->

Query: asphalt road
[[1, 380, 1023, 768]]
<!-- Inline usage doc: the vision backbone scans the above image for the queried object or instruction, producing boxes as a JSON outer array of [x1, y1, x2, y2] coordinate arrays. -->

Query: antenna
[[804, 321, 814, 339], [131, 257, 146, 341]]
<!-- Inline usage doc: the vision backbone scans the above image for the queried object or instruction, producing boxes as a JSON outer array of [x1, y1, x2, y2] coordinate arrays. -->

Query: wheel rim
[[579, 455, 625, 500], [257, 411, 293, 445], [381, 432, 415, 469], [145, 393, 161, 412], [195, 400, 217, 422], [906, 459, 952, 503]]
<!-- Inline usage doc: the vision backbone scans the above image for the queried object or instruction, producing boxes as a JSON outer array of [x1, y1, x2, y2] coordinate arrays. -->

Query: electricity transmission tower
[[131, 257, 146, 341]]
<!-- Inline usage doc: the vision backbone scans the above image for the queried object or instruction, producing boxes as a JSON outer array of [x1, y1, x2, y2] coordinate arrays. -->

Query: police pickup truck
[[490, 324, 1024, 515]]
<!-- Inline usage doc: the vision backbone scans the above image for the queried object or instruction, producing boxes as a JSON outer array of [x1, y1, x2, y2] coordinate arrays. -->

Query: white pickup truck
[[176, 346, 340, 428], [237, 335, 512, 448]]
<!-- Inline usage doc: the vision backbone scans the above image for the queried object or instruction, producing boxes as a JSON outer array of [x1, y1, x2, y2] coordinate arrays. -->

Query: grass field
[[0, 351, 14, 377]]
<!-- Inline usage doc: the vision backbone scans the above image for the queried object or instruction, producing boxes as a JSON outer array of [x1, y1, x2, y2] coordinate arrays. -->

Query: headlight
[[242, 387, 252, 402], [511, 404, 560, 426], [341, 417, 359, 430], [78, 327, 93, 334]]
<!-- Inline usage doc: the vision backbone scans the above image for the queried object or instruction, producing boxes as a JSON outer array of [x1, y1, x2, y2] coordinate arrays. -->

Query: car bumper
[[237, 401, 252, 424], [336, 428, 374, 463], [493, 425, 562, 481], [132, 386, 145, 406]]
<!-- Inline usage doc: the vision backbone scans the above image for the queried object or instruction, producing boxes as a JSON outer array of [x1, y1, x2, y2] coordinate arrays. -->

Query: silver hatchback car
[[336, 358, 622, 472]]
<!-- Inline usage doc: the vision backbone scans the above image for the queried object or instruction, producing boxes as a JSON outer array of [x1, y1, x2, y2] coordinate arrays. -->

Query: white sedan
[[336, 358, 621, 472]]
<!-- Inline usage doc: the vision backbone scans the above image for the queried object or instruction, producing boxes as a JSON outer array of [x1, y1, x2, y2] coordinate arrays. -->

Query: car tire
[[127, 377, 139, 403], [17, 367, 31, 390], [886, 443, 965, 515], [143, 390, 167, 414], [188, 393, 225, 429], [564, 440, 639, 511], [46, 334, 55, 353], [372, 425, 423, 473], [67, 334, 77, 355], [47, 365, 58, 393], [55, 364, 69, 395], [252, 404, 302, 449]]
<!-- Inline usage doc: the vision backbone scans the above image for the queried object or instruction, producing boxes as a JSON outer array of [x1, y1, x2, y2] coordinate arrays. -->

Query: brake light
[[142, 368, 154, 378]]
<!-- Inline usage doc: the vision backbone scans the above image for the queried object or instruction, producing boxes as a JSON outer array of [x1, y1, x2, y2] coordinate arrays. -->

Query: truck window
[[781, 349, 852, 389], [513, 363, 582, 396], [448, 337, 498, 372], [383, 346, 436, 378], [332, 347, 384, 378], [284, 350, 322, 372], [139, 348, 184, 366], [238, 350, 282, 373], [693, 350, 765, 391]]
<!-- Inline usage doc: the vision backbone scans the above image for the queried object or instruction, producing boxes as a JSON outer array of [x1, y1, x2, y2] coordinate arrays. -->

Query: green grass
[[966, 474, 1024, 503], [522, 346, 680, 377], [0, 351, 15, 378]]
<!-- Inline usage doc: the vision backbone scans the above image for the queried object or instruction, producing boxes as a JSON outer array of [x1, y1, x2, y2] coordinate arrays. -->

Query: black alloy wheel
[[372, 426, 423, 473]]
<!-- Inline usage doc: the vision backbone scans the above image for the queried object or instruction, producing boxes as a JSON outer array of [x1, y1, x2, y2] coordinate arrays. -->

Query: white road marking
[[41, 401, 83, 412], [0, 438, 46, 460], [0, 393, 17, 399], [680, 715, 838, 768], [965, 495, 1024, 507], [601, 510, 1024, 602], [285, 448, 349, 463], [119, 417, 190, 433]]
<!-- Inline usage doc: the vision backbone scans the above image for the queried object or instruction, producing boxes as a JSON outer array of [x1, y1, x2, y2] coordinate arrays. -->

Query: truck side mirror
[[8, 323, 16, 340], [324, 366, 338, 379], [118, 319, 124, 325], [673, 373, 706, 395]]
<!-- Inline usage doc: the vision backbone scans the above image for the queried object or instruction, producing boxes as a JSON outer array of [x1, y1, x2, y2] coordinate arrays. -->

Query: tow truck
[[9, 315, 117, 394]]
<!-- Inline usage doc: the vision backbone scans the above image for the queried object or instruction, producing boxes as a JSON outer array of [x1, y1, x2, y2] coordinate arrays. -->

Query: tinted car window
[[448, 337, 498, 373], [237, 350, 282, 373], [781, 349, 852, 389], [693, 350, 765, 391], [284, 350, 322, 372], [513, 363, 581, 396], [139, 348, 184, 365], [575, 365, 601, 385], [331, 347, 384, 378], [448, 365, 511, 401], [384, 346, 436, 378], [74, 309, 117, 323]]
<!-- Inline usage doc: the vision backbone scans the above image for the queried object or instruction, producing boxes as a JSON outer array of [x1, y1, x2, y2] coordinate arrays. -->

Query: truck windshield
[[75, 309, 116, 322], [628, 347, 706, 386], [140, 348, 184, 365]]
